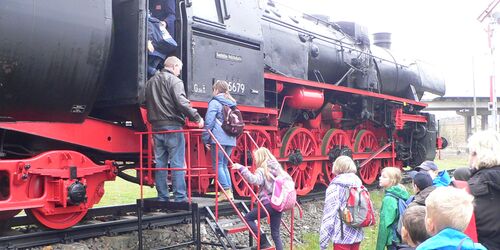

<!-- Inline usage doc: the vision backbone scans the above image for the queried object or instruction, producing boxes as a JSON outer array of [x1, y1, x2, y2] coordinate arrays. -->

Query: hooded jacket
[[433, 170, 451, 187], [144, 69, 201, 128], [376, 185, 410, 250], [202, 94, 237, 146], [416, 228, 486, 250], [319, 173, 364, 250], [468, 166, 500, 250], [238, 159, 288, 204]]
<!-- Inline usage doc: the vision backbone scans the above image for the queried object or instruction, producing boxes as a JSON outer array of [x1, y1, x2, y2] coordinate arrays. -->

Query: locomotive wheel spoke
[[280, 127, 320, 196], [230, 130, 271, 197], [354, 130, 381, 185], [321, 129, 351, 184]]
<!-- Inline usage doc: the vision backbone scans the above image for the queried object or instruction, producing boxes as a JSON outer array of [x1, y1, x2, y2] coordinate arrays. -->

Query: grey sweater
[[239, 160, 287, 204]]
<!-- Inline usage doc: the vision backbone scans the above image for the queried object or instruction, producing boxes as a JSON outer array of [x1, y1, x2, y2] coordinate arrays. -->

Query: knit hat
[[415, 161, 438, 172], [409, 171, 433, 191]]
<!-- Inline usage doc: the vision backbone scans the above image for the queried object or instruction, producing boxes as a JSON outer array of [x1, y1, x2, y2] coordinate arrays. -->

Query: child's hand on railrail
[[232, 163, 244, 170]]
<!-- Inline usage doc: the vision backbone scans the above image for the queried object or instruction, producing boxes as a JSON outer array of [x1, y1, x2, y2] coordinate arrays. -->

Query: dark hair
[[402, 206, 430, 245]]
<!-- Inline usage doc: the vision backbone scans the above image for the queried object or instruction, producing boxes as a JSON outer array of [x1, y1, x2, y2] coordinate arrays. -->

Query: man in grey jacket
[[145, 56, 204, 202]]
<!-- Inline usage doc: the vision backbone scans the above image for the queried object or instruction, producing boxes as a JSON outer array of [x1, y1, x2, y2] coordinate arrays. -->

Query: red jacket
[[452, 180, 478, 242]]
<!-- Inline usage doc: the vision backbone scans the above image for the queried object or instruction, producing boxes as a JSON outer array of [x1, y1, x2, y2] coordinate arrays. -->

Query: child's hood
[[386, 185, 410, 200], [331, 173, 362, 187], [433, 170, 452, 187], [212, 94, 236, 107]]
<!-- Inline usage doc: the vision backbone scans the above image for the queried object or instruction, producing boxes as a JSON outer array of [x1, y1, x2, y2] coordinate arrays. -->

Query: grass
[[97, 170, 157, 207]]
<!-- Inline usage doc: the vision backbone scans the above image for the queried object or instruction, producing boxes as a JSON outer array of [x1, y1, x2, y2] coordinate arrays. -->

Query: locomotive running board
[[0, 118, 139, 154], [264, 73, 428, 108]]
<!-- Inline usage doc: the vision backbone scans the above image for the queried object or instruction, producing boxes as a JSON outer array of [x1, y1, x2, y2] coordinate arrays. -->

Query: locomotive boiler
[[0, 0, 445, 229]]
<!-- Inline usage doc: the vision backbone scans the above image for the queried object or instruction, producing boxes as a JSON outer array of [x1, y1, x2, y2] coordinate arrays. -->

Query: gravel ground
[[33, 200, 326, 250]]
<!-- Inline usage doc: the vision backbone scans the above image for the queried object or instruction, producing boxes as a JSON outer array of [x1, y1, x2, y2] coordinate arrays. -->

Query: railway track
[[0, 168, 456, 249], [0, 194, 313, 249]]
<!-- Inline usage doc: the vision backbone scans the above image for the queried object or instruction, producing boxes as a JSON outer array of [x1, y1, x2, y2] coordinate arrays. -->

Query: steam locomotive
[[0, 0, 445, 229]]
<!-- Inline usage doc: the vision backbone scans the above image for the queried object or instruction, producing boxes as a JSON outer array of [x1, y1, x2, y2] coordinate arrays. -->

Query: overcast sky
[[275, 0, 499, 98]]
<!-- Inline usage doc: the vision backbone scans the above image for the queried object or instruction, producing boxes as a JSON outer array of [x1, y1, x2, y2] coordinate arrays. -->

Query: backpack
[[267, 175, 297, 212], [216, 101, 244, 137], [338, 185, 376, 228], [385, 192, 409, 242]]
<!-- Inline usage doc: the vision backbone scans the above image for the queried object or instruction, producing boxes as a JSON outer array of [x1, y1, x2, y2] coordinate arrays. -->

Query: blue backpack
[[385, 192, 412, 242]]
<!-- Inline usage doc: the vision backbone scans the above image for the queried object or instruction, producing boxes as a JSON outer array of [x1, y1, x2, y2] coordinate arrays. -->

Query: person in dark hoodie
[[467, 130, 500, 250], [202, 80, 237, 202], [407, 171, 435, 207]]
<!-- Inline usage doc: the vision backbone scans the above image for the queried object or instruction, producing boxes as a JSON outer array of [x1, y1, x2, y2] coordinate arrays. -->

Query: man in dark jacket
[[145, 56, 204, 202], [467, 130, 500, 250]]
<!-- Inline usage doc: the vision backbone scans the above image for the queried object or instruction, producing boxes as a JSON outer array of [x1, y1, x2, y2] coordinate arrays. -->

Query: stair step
[[223, 223, 249, 234]]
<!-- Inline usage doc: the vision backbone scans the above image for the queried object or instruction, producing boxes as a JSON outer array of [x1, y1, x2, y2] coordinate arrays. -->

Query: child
[[202, 80, 237, 202], [407, 171, 435, 207], [319, 156, 364, 250], [376, 167, 410, 250], [400, 206, 430, 249], [415, 161, 451, 187], [232, 147, 287, 250], [417, 186, 486, 250]]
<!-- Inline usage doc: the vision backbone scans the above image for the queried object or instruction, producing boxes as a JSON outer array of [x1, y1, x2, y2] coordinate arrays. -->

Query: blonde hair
[[333, 156, 357, 175], [164, 56, 182, 68], [381, 167, 402, 187], [253, 147, 282, 180], [213, 80, 236, 102], [467, 130, 500, 169], [425, 186, 474, 232]]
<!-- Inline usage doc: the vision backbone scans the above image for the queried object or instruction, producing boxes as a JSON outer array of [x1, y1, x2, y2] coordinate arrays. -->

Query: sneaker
[[226, 189, 234, 201], [217, 192, 229, 202]]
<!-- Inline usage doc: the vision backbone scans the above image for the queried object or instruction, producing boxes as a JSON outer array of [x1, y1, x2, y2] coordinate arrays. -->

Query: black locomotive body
[[0, 0, 446, 229]]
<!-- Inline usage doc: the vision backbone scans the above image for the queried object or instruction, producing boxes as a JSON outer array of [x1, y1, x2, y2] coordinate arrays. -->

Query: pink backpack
[[268, 175, 297, 212]]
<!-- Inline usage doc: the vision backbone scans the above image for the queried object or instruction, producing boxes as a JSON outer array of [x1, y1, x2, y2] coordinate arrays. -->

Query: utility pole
[[478, 0, 500, 131], [472, 56, 478, 132]]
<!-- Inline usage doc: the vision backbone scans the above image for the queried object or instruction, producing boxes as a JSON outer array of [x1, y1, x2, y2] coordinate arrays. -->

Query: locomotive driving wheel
[[321, 129, 352, 184], [354, 130, 382, 185], [280, 127, 321, 196], [230, 130, 271, 197]]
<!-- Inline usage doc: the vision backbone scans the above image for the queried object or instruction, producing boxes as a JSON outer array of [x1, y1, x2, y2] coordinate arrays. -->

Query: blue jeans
[[211, 145, 233, 190], [245, 203, 283, 250], [153, 125, 186, 202]]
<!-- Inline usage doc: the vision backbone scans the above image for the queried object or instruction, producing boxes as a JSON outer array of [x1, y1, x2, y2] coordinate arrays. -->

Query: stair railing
[[243, 131, 304, 249]]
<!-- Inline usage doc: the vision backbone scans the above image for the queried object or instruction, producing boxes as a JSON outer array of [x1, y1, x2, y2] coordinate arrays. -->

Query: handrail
[[137, 127, 272, 247], [244, 131, 303, 249], [207, 130, 271, 224], [206, 129, 270, 248]]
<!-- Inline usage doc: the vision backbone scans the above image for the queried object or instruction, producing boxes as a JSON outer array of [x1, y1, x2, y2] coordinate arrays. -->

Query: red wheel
[[354, 130, 381, 185], [280, 127, 321, 196], [26, 175, 89, 229], [321, 129, 352, 184], [26, 208, 88, 229], [230, 130, 271, 197]]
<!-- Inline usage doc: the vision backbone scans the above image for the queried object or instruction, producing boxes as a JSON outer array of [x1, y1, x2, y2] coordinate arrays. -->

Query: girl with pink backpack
[[232, 147, 292, 250]]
